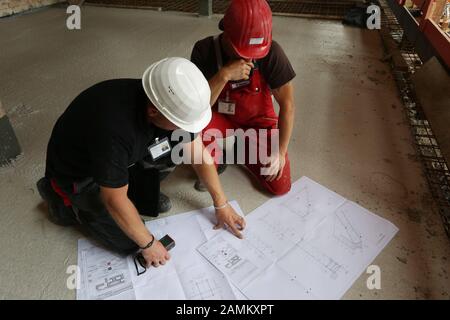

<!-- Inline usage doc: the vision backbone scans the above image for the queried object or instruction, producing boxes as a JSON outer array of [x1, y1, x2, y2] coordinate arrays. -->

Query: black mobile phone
[[160, 234, 176, 251], [249, 60, 258, 77]]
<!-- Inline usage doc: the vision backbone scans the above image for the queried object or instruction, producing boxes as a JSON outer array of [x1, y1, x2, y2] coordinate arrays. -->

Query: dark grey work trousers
[[50, 162, 175, 255]]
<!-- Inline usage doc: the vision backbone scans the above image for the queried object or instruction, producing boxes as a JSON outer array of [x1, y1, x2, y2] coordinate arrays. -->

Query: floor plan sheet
[[77, 202, 245, 300], [197, 177, 399, 300]]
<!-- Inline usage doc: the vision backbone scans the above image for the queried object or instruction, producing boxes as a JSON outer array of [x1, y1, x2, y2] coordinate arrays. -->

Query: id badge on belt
[[148, 137, 171, 161], [218, 91, 236, 115]]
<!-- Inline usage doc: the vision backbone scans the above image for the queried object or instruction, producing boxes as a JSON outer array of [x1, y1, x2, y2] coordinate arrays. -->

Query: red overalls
[[202, 36, 291, 195]]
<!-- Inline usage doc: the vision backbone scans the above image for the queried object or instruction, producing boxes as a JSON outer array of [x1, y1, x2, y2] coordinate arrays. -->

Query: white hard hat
[[142, 57, 212, 133]]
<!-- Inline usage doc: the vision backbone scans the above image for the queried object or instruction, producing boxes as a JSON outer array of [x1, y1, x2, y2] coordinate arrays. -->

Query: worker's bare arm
[[100, 185, 170, 267], [187, 136, 246, 238], [264, 81, 295, 181], [273, 81, 295, 156]]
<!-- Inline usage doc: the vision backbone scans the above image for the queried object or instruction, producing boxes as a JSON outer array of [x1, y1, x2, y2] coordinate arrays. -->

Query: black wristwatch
[[139, 234, 155, 250]]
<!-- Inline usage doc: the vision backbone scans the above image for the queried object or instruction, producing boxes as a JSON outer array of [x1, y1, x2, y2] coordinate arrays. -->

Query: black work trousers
[[50, 162, 175, 255]]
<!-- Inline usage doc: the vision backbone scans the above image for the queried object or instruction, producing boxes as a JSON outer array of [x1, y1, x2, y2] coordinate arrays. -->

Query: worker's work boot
[[36, 177, 78, 226], [194, 164, 228, 192], [158, 192, 172, 213]]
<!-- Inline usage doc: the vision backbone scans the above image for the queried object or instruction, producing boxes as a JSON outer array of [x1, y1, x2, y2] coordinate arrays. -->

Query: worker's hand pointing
[[221, 59, 254, 82], [214, 203, 246, 239]]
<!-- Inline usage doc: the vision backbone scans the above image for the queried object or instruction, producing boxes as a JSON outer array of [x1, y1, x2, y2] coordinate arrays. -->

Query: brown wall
[[0, 0, 65, 18]]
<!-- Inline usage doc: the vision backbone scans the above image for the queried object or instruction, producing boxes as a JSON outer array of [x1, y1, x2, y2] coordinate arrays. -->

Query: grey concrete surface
[[0, 6, 449, 299]]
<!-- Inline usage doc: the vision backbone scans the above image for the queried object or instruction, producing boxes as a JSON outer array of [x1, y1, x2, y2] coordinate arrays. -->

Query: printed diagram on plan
[[179, 264, 234, 300], [77, 240, 135, 300], [77, 202, 245, 300], [333, 207, 363, 252], [282, 186, 313, 219], [298, 242, 348, 280], [184, 275, 223, 300], [198, 177, 398, 300], [77, 177, 398, 300]]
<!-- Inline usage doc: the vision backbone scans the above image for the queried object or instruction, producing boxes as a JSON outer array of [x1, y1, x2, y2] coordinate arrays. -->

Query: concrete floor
[[0, 5, 449, 300]]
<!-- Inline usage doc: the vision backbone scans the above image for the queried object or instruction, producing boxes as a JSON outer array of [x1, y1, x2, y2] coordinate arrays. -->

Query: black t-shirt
[[45, 79, 190, 189], [190, 35, 296, 89]]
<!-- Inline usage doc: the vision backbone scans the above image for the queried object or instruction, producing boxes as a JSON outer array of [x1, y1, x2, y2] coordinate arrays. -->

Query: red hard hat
[[222, 0, 273, 59]]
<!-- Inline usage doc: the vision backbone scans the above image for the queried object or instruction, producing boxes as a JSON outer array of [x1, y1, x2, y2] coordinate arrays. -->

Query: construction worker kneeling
[[191, 0, 296, 195], [37, 58, 245, 268]]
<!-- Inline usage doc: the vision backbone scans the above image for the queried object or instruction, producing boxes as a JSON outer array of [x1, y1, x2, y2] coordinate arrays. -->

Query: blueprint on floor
[[197, 177, 399, 300], [76, 201, 246, 300], [77, 176, 398, 300]]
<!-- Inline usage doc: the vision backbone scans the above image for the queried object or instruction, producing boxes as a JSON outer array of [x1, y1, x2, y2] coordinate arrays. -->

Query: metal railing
[[380, 0, 450, 238]]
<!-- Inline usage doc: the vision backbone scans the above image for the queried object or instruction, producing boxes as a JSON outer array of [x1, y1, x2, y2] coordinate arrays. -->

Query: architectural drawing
[[281, 186, 313, 219], [333, 207, 363, 252], [78, 202, 244, 300], [182, 273, 230, 300], [298, 242, 348, 280], [79, 243, 134, 300], [257, 210, 300, 243], [199, 177, 398, 300]]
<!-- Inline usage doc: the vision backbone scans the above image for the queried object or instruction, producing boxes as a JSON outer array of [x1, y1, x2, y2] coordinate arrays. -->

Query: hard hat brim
[[228, 38, 271, 60], [142, 61, 212, 133]]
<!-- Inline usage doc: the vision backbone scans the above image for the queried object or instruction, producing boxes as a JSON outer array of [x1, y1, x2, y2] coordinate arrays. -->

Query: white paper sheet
[[197, 177, 399, 300], [132, 213, 237, 300], [77, 201, 246, 300], [77, 239, 135, 300]]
